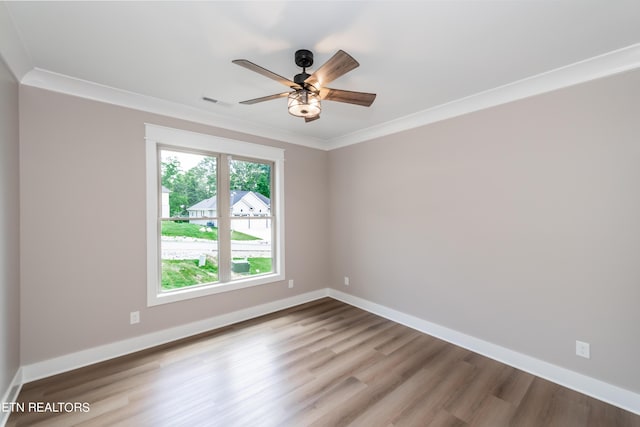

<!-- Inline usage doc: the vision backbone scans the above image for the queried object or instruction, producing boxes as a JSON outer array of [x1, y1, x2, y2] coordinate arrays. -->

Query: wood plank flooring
[[7, 298, 640, 426]]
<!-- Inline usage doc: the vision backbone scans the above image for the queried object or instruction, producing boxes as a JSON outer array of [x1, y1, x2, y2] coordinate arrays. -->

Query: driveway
[[161, 237, 271, 259]]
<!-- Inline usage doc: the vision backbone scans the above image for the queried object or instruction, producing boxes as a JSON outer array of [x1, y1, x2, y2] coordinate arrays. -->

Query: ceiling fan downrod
[[294, 49, 314, 88]]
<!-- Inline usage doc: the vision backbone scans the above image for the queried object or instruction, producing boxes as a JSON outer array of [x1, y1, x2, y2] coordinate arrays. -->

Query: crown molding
[[0, 2, 32, 80], [20, 68, 326, 150], [325, 43, 640, 150], [14, 43, 640, 151]]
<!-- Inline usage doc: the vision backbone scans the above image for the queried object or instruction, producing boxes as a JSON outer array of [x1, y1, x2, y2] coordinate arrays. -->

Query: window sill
[[147, 272, 285, 307]]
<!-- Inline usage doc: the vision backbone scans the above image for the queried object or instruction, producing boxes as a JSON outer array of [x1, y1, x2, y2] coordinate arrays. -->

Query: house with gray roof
[[187, 191, 270, 228]]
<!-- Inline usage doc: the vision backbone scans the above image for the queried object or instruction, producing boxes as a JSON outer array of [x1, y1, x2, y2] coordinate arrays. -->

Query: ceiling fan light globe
[[288, 90, 321, 118]]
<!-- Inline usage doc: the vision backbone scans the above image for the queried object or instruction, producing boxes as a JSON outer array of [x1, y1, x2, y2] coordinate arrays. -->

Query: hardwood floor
[[7, 298, 640, 426]]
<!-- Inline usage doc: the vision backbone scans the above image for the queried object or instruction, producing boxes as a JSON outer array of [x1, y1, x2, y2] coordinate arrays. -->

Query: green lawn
[[162, 257, 272, 290], [161, 258, 218, 290], [161, 221, 260, 241], [234, 257, 272, 275]]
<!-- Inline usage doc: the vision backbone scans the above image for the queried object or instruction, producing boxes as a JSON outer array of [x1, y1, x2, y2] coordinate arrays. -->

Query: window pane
[[230, 218, 272, 279], [160, 149, 217, 219], [229, 158, 271, 208], [229, 158, 273, 279], [161, 221, 219, 290], [160, 149, 218, 290]]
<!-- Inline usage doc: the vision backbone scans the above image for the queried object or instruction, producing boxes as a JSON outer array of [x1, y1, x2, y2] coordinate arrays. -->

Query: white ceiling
[[2, 1, 640, 149]]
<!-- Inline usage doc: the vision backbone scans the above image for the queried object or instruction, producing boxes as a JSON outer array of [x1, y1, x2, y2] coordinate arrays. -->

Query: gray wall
[[19, 86, 329, 364], [328, 70, 640, 393], [0, 58, 20, 396], [13, 64, 640, 397]]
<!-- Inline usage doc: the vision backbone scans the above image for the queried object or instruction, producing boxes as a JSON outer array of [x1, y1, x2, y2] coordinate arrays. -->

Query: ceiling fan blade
[[305, 115, 320, 123], [320, 88, 376, 107], [304, 50, 359, 88], [232, 59, 301, 89], [239, 92, 290, 105]]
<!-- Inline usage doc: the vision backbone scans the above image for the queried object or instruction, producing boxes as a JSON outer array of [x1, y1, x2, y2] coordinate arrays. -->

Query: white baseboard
[[14, 287, 640, 417], [21, 289, 329, 383], [327, 288, 640, 416], [1, 367, 23, 427]]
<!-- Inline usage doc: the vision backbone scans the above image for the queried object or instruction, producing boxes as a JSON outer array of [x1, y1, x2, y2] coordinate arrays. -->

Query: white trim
[[0, 367, 23, 427], [145, 123, 285, 161], [14, 289, 640, 416], [20, 68, 325, 149], [145, 135, 160, 306], [326, 43, 640, 150], [145, 124, 286, 306], [15, 44, 640, 151], [327, 289, 640, 416], [21, 289, 329, 384], [150, 273, 287, 306]]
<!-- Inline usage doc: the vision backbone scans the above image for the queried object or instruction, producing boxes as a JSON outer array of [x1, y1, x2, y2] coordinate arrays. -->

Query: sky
[[161, 149, 209, 171]]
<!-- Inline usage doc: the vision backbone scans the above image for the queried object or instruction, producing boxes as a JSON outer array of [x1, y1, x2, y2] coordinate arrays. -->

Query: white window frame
[[145, 124, 285, 306]]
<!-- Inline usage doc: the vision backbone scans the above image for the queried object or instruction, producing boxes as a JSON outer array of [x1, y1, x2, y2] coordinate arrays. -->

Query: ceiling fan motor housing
[[295, 49, 314, 68], [293, 72, 311, 87]]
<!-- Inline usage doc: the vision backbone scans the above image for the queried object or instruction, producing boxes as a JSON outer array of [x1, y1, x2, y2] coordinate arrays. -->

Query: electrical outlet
[[344, 276, 350, 286], [130, 311, 140, 325], [576, 340, 590, 359], [288, 279, 294, 288]]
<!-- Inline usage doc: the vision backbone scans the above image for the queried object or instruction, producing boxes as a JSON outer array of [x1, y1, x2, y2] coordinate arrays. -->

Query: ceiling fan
[[232, 49, 376, 123]]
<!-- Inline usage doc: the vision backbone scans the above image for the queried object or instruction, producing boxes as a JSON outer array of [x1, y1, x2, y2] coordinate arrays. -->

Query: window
[[146, 124, 285, 306]]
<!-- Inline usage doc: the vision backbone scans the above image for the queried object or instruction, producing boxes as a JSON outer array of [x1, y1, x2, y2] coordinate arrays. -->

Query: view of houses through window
[[160, 148, 273, 290]]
